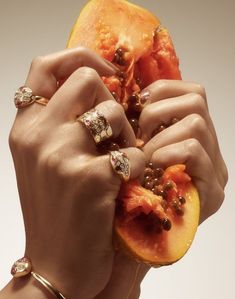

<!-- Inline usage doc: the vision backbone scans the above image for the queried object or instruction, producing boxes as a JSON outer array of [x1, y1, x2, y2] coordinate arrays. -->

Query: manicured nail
[[140, 90, 151, 106]]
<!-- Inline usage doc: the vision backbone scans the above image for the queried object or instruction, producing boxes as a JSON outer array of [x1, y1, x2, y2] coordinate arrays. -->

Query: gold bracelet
[[11, 257, 66, 299], [31, 271, 66, 299]]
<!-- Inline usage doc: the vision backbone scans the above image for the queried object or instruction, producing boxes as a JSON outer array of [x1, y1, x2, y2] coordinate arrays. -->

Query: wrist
[[0, 276, 55, 299]]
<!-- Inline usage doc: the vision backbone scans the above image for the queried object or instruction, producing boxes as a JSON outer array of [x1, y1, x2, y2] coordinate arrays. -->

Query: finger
[[140, 79, 207, 106], [26, 47, 117, 97], [95, 100, 137, 147], [139, 93, 216, 143], [150, 139, 225, 223], [17, 47, 117, 119], [45, 67, 115, 122], [60, 100, 136, 155], [143, 113, 216, 164], [81, 147, 146, 190]]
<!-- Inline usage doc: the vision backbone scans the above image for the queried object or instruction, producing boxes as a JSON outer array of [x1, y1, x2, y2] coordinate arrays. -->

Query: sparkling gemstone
[[11, 257, 32, 278], [14, 86, 33, 107]]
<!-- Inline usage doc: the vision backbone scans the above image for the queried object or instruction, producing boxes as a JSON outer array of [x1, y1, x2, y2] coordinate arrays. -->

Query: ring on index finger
[[14, 86, 45, 108]]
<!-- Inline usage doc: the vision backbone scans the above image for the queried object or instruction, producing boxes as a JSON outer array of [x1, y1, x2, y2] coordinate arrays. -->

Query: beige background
[[1, 0, 235, 298]]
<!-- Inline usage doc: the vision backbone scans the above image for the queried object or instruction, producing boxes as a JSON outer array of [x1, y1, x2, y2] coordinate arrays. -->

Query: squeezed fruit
[[67, 0, 200, 266]]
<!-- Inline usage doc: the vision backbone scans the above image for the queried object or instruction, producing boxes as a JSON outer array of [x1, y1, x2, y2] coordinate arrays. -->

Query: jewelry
[[35, 97, 49, 106], [78, 108, 113, 144], [14, 86, 43, 108], [109, 150, 130, 182], [11, 257, 66, 299], [31, 272, 66, 299], [11, 257, 32, 278]]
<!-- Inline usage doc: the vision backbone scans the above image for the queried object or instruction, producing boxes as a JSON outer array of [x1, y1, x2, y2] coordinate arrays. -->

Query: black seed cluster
[[136, 212, 172, 234], [112, 48, 126, 66]]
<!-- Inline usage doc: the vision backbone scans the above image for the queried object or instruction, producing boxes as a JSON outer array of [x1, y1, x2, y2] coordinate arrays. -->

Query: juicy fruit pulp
[[116, 165, 200, 265], [67, 0, 200, 266], [67, 0, 181, 106]]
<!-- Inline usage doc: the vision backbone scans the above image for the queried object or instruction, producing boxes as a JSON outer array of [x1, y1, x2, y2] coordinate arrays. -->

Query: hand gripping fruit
[[67, 0, 200, 266]]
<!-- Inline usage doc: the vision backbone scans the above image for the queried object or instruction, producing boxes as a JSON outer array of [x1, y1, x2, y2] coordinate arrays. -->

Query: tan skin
[[0, 47, 227, 299]]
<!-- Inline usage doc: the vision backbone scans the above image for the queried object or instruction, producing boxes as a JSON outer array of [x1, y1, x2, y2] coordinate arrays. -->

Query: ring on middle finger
[[78, 108, 113, 144]]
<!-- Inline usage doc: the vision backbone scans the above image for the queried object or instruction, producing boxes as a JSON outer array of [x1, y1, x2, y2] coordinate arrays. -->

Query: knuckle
[[140, 105, 153, 124], [222, 163, 229, 187], [76, 46, 88, 56], [190, 93, 207, 114], [8, 128, 19, 151], [195, 83, 207, 98], [105, 100, 125, 121], [12, 122, 47, 158], [184, 138, 201, 159], [76, 66, 99, 83], [99, 101, 125, 133], [40, 151, 69, 178], [17, 132, 39, 155], [187, 113, 206, 136], [76, 46, 92, 59], [75, 46, 90, 64], [151, 149, 160, 164], [30, 55, 48, 71], [154, 79, 169, 92], [131, 147, 146, 166]]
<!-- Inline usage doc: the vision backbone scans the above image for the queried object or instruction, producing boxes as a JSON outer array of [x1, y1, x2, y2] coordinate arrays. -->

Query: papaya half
[[67, 0, 200, 266]]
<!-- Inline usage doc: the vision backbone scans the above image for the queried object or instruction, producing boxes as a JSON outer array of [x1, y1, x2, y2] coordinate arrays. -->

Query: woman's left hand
[[139, 79, 227, 223], [95, 79, 228, 299]]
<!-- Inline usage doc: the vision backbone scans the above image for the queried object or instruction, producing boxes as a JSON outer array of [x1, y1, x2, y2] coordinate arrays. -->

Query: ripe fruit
[[115, 164, 200, 265], [67, 0, 200, 266]]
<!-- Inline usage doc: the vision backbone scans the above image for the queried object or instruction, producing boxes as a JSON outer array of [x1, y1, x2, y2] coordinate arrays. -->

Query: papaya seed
[[153, 168, 164, 178], [153, 177, 161, 186], [145, 180, 154, 190], [144, 167, 154, 178], [116, 48, 124, 56], [129, 118, 139, 135], [163, 181, 174, 191], [178, 196, 186, 205], [162, 218, 172, 231], [175, 207, 184, 216]]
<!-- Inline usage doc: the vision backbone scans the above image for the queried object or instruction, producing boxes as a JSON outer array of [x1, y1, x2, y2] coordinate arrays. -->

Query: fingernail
[[140, 90, 151, 106]]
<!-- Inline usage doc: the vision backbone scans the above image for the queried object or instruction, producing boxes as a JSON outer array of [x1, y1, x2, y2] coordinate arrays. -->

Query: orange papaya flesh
[[67, 0, 181, 106], [115, 165, 200, 266], [67, 0, 200, 266]]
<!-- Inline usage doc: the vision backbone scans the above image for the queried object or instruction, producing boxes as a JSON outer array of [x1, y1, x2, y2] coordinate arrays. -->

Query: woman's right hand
[[8, 48, 145, 299]]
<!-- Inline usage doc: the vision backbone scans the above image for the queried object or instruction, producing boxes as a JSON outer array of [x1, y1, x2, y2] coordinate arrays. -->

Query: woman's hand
[[8, 48, 145, 299], [139, 79, 228, 223], [95, 79, 228, 299]]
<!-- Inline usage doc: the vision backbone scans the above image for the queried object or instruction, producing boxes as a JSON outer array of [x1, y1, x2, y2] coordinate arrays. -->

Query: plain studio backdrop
[[0, 0, 235, 298]]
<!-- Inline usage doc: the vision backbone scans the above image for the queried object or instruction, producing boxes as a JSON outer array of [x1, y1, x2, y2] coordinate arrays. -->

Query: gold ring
[[78, 108, 113, 144], [35, 97, 49, 106], [11, 257, 32, 278], [14, 86, 43, 109], [109, 150, 130, 182], [11, 257, 66, 298]]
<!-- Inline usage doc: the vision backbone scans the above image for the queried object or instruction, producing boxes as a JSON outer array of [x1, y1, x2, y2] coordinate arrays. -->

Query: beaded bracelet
[[11, 257, 66, 299]]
